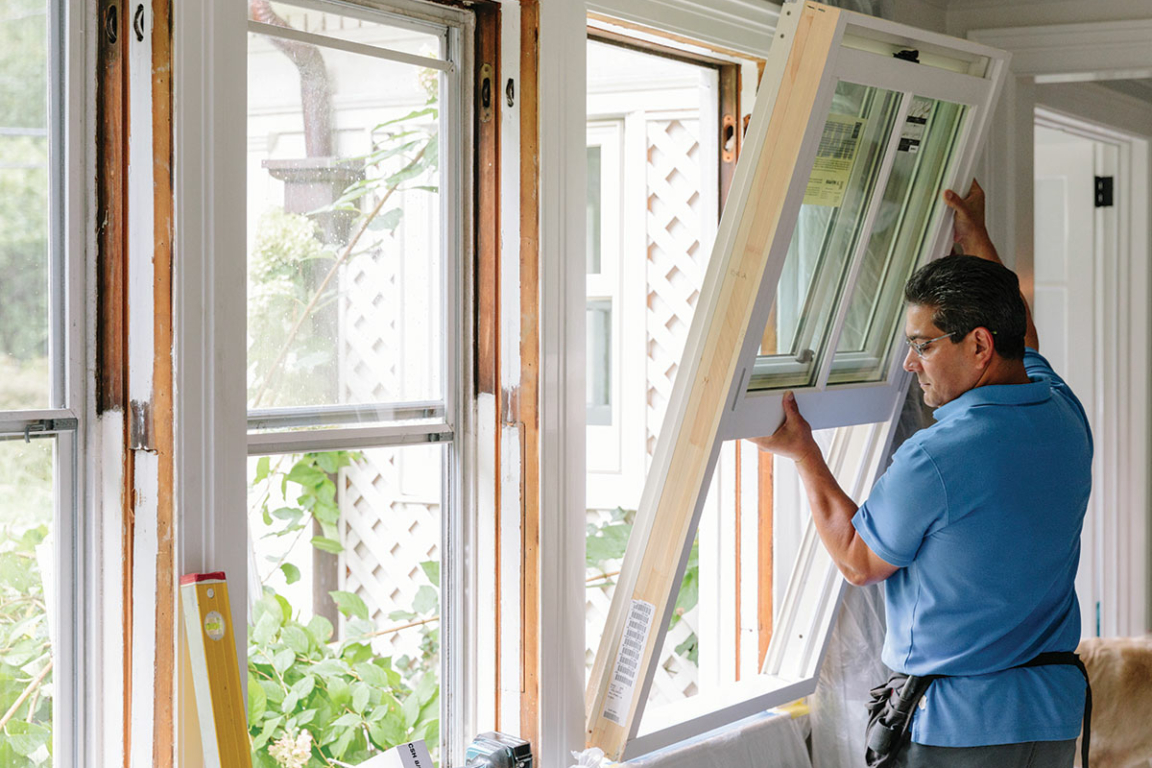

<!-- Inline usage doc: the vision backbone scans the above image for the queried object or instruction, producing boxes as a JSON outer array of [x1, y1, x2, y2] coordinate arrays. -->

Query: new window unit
[[586, 2, 1009, 758]]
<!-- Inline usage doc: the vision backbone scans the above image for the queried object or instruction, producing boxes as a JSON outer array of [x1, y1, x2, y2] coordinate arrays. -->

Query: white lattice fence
[[340, 253, 401, 404], [339, 448, 441, 662], [582, 116, 710, 708], [645, 119, 706, 458]]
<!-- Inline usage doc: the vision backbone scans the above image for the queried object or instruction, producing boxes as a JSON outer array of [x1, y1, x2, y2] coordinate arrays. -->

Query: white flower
[[269, 729, 313, 768]]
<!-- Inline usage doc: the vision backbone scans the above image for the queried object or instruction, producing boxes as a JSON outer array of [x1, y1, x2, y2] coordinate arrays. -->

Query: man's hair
[[903, 254, 1028, 360]]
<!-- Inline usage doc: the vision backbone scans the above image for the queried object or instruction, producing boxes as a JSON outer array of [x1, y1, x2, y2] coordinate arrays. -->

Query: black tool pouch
[[864, 672, 939, 768], [863, 652, 1092, 768]]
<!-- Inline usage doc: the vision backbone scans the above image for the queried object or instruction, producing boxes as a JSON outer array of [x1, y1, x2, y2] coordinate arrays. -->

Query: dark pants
[[892, 739, 1077, 768]]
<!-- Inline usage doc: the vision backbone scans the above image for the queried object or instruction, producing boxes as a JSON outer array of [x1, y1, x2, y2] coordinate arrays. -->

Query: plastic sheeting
[[810, 583, 889, 768], [621, 711, 812, 768], [811, 380, 935, 767]]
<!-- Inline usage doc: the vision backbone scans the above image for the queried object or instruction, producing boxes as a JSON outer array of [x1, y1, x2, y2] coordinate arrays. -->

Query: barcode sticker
[[602, 599, 655, 726], [803, 113, 868, 207], [898, 96, 934, 153]]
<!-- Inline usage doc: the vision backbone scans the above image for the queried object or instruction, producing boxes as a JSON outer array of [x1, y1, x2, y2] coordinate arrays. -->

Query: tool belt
[[864, 651, 1093, 768]]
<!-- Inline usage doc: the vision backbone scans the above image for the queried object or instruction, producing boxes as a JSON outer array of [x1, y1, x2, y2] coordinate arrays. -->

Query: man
[[753, 181, 1092, 767]]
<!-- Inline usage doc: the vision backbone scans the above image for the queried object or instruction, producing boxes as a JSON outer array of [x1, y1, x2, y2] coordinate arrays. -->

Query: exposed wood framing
[[476, 5, 501, 398], [587, 27, 736, 69], [518, 0, 541, 749], [585, 6, 841, 755], [587, 11, 768, 63], [719, 63, 740, 208], [150, 0, 176, 763], [757, 450, 773, 665], [96, 0, 128, 415]]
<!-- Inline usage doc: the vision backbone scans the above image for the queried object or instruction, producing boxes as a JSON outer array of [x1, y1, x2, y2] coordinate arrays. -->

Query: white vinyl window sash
[[585, 2, 1008, 759], [240, 0, 474, 762]]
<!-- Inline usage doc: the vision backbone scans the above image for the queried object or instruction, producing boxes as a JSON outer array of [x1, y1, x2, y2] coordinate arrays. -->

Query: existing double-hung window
[[243, 1, 468, 764], [586, 2, 1008, 758], [0, 1, 83, 763]]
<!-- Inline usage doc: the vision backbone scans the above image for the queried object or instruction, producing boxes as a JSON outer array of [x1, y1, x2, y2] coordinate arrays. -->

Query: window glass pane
[[0, 437, 55, 763], [829, 97, 967, 384], [586, 299, 611, 426], [750, 81, 902, 391], [587, 145, 602, 275], [0, 4, 50, 410], [247, 12, 443, 412], [584, 37, 721, 707], [248, 445, 442, 764]]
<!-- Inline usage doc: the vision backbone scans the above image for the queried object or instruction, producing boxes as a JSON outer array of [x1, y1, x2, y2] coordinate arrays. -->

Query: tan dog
[[1075, 636, 1152, 768]]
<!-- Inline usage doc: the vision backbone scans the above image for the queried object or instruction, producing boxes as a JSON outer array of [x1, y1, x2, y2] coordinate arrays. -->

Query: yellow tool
[[181, 571, 252, 768]]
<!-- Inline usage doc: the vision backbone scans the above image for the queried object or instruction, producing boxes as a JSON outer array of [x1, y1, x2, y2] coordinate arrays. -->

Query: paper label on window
[[898, 97, 933, 153], [602, 599, 655, 726], [803, 114, 867, 207]]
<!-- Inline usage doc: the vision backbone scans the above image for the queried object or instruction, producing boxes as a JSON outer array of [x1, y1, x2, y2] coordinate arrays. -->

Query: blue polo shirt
[[852, 348, 1091, 747]]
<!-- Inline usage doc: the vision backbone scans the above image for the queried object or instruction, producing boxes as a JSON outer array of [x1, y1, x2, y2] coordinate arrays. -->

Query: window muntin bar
[[247, 401, 445, 431]]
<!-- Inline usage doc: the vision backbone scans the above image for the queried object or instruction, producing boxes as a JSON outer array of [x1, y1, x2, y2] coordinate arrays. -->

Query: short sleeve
[[852, 442, 948, 567], [1022, 347, 1067, 388], [1023, 347, 1091, 438]]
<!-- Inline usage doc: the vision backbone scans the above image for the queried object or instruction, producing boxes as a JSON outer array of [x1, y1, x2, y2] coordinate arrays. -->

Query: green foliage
[[249, 452, 441, 767], [247, 589, 438, 768], [0, 4, 51, 402], [0, 524, 53, 765], [585, 508, 700, 664]]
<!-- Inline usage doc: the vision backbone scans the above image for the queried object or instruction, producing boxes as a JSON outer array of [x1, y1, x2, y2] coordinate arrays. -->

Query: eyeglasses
[[906, 332, 955, 358]]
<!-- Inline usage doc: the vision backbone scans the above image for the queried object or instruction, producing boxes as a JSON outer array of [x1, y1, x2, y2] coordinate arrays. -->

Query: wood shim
[[584, 3, 843, 756]]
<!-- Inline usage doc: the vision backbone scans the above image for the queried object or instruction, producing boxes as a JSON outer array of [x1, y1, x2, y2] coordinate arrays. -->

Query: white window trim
[[582, 5, 1009, 758], [968, 20, 1152, 636], [536, 0, 592, 763], [173, 1, 474, 767], [0, 2, 94, 765]]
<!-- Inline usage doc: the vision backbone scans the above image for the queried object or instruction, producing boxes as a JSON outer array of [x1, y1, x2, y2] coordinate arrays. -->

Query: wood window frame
[[585, 3, 1009, 758]]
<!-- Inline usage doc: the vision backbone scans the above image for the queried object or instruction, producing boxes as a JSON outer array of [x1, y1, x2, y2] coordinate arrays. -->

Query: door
[[1033, 128, 1098, 638]]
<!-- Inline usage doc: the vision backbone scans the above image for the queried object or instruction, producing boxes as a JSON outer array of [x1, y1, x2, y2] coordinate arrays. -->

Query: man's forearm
[[794, 453, 874, 586]]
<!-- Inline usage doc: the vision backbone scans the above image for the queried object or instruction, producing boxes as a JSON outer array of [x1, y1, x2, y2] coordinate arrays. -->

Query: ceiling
[[1097, 78, 1152, 105]]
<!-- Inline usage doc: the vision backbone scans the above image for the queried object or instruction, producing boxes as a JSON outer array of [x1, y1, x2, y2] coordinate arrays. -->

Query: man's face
[[902, 304, 983, 407]]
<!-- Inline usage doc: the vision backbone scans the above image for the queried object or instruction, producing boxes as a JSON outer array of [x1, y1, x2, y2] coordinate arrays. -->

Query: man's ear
[[971, 327, 996, 364]]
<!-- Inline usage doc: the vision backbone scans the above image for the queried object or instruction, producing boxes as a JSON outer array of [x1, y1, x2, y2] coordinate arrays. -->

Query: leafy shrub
[[0, 523, 53, 765], [248, 452, 440, 767]]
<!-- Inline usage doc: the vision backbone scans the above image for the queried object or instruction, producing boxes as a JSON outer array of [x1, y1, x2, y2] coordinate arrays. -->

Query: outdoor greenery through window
[[246, 1, 454, 765], [0, 439, 54, 766], [0, 2, 50, 410], [0, 2, 58, 765]]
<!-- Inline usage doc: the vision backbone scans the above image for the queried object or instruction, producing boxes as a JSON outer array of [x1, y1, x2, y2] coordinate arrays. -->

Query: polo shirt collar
[[933, 377, 1052, 421]]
